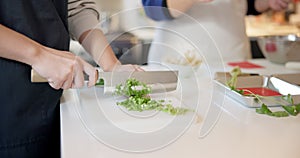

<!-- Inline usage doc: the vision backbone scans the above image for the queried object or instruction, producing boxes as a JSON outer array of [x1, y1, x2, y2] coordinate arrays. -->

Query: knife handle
[[31, 69, 48, 82], [31, 69, 101, 83]]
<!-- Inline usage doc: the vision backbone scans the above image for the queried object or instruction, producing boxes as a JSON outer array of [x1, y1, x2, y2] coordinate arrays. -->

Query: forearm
[[68, 0, 120, 71], [0, 24, 43, 66], [79, 29, 120, 71], [0, 24, 97, 89], [167, 0, 196, 17]]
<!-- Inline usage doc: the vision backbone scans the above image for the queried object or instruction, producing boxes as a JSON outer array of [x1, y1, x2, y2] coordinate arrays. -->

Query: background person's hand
[[268, 0, 291, 11], [32, 47, 97, 90]]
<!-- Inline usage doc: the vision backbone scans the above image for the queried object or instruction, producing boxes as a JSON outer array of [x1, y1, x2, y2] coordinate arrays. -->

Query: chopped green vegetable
[[115, 78, 151, 98], [96, 78, 104, 86], [114, 78, 190, 115]]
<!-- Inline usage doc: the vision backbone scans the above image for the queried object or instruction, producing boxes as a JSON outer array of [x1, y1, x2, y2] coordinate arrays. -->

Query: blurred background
[[70, 0, 300, 66]]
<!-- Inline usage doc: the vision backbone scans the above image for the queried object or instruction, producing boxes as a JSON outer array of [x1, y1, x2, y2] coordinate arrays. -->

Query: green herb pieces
[[282, 105, 299, 116], [281, 94, 300, 116], [256, 104, 272, 115], [227, 66, 242, 90], [270, 111, 289, 117], [256, 104, 289, 117], [115, 78, 151, 98], [96, 78, 104, 86], [114, 78, 190, 115], [282, 94, 294, 105], [296, 104, 300, 112], [255, 96, 300, 118]]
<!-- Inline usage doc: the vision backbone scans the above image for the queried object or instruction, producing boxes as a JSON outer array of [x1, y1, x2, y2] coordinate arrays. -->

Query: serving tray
[[214, 73, 300, 108]]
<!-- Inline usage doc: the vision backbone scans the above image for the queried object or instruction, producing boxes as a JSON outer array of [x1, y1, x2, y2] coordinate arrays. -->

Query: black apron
[[0, 0, 69, 157]]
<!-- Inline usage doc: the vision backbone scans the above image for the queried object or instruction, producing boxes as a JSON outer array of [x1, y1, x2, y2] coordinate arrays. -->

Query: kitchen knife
[[31, 69, 178, 94]]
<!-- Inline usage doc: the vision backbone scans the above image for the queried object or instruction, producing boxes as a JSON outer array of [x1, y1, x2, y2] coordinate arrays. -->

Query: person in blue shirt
[[142, 0, 291, 64]]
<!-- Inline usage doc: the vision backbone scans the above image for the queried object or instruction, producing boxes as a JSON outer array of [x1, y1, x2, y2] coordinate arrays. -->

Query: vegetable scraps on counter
[[114, 78, 190, 115]]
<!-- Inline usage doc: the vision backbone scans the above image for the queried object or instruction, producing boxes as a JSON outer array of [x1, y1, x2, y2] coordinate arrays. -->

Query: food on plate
[[114, 78, 190, 115], [227, 67, 300, 117]]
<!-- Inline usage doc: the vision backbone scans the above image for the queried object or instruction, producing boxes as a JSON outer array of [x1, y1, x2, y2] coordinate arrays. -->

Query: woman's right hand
[[31, 47, 97, 90]]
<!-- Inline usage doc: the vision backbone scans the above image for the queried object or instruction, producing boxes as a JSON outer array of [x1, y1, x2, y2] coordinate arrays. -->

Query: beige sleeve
[[68, 0, 100, 41]]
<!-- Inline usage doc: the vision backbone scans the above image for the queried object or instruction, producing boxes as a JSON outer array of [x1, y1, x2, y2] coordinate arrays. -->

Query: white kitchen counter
[[61, 59, 300, 158]]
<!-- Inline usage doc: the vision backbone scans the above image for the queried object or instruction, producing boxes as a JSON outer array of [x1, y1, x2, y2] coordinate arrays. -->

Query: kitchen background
[[70, 0, 300, 66]]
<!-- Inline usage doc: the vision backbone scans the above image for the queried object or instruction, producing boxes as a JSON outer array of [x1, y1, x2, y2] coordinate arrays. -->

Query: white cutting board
[[73, 86, 198, 152]]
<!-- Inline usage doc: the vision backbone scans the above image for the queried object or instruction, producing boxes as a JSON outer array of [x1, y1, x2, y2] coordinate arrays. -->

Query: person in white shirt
[[142, 0, 291, 65]]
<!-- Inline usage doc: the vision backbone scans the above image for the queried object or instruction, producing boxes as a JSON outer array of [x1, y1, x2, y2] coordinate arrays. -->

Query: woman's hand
[[32, 47, 97, 90]]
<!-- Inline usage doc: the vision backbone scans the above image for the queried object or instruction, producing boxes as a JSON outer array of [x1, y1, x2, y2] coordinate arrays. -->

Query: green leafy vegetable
[[114, 78, 190, 115], [270, 111, 289, 117], [256, 104, 289, 117], [227, 67, 242, 90], [282, 105, 298, 116], [281, 94, 300, 116], [256, 104, 273, 115], [296, 104, 300, 112], [282, 94, 294, 105], [96, 78, 104, 86]]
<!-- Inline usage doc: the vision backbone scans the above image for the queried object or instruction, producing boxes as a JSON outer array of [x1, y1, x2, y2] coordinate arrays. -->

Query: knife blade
[[31, 69, 178, 94]]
